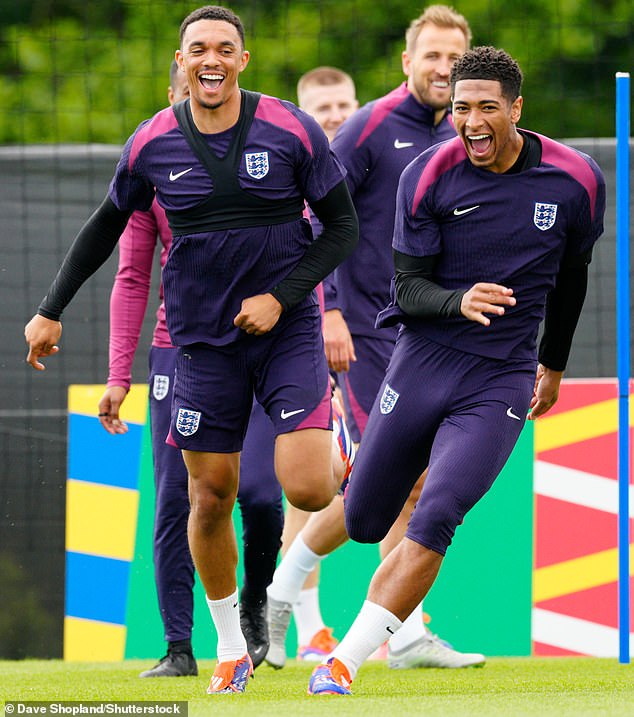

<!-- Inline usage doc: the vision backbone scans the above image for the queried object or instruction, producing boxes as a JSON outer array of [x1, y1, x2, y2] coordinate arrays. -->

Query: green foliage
[[0, 0, 632, 144]]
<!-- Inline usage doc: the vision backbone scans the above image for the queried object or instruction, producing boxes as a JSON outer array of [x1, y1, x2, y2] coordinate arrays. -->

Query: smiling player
[[24, 4, 358, 696]]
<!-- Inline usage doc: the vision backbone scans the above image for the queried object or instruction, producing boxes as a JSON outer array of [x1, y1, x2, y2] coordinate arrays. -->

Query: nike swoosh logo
[[280, 408, 305, 420], [506, 407, 521, 421], [453, 205, 480, 216], [386, 626, 394, 634], [169, 167, 194, 181], [394, 139, 414, 149]]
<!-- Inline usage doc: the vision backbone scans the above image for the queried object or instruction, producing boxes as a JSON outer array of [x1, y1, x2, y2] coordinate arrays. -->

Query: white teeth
[[201, 73, 223, 80], [468, 134, 489, 140], [432, 81, 449, 87]]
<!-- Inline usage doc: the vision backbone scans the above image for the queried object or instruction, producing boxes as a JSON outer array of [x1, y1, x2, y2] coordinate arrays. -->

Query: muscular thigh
[[255, 306, 331, 436], [344, 335, 446, 544], [407, 352, 536, 555], [170, 342, 254, 453]]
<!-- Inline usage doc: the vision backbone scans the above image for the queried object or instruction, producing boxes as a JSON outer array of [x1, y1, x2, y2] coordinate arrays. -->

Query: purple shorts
[[337, 334, 395, 443], [169, 306, 331, 452], [344, 332, 536, 555]]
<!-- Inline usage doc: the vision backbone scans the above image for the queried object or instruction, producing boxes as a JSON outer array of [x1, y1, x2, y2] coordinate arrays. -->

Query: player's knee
[[189, 481, 235, 533], [285, 481, 334, 512], [344, 508, 390, 544], [411, 502, 459, 555]]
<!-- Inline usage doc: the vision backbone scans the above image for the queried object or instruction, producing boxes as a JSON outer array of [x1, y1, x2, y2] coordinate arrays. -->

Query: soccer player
[[97, 60, 284, 675], [307, 45, 605, 696], [267, 66, 359, 667], [267, 5, 485, 671], [24, 4, 358, 696], [296, 66, 359, 143]]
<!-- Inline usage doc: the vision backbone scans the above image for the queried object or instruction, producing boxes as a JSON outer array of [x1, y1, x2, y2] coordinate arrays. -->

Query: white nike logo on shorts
[[281, 408, 305, 420], [169, 167, 193, 181], [394, 139, 414, 149], [506, 407, 521, 420]]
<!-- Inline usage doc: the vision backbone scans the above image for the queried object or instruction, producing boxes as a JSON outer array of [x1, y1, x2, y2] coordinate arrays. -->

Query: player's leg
[[378, 469, 485, 669], [288, 390, 352, 663], [309, 345, 535, 694], [170, 342, 255, 693], [337, 334, 394, 443], [237, 399, 284, 668], [259, 307, 339, 510], [266, 494, 348, 668], [140, 346, 197, 678]]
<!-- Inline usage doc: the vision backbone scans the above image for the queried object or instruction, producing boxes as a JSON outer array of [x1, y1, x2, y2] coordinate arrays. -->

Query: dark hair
[[450, 46, 523, 102], [179, 5, 245, 47]]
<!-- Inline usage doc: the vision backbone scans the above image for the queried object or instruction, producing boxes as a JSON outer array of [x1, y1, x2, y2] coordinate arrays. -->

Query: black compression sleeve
[[38, 195, 132, 320], [393, 250, 465, 319], [270, 180, 359, 311], [538, 257, 590, 371]]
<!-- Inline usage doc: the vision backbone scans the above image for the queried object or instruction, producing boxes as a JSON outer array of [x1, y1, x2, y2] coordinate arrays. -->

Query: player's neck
[[190, 88, 242, 134]]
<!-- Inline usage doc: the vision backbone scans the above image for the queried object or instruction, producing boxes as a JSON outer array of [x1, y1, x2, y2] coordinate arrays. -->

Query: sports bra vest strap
[[166, 91, 304, 234]]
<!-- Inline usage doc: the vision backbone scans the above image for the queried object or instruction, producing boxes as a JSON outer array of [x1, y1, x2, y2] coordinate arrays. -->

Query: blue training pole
[[616, 71, 631, 665]]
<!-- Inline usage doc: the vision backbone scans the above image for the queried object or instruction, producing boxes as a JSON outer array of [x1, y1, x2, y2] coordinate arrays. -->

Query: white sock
[[294, 587, 326, 645], [267, 535, 323, 605], [331, 600, 402, 679], [388, 601, 426, 652], [206, 589, 247, 663]]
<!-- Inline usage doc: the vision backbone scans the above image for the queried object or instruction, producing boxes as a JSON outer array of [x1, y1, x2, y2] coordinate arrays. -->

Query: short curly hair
[[450, 46, 523, 102], [179, 5, 245, 48]]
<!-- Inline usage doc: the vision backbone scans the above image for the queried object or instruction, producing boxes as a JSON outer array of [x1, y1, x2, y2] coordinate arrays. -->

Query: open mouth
[[467, 133, 492, 157], [199, 73, 224, 91]]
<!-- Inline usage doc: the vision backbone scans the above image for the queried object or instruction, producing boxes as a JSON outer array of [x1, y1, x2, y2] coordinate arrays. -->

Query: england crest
[[152, 374, 169, 401], [533, 202, 558, 231], [245, 151, 269, 179], [380, 383, 400, 415], [176, 408, 201, 436]]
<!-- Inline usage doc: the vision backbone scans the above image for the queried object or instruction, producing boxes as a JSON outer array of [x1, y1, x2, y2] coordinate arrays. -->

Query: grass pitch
[[2, 657, 633, 717]]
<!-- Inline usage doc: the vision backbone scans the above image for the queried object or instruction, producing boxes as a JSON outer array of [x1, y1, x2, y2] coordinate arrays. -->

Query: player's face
[[168, 69, 190, 106], [300, 82, 358, 142], [402, 24, 467, 111], [176, 19, 249, 112], [452, 79, 523, 174]]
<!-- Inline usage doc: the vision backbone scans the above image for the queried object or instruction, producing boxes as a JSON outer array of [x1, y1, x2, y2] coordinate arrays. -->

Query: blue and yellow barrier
[[64, 385, 148, 661]]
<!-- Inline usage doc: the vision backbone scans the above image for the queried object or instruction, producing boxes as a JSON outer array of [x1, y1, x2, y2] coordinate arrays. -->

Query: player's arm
[[25, 195, 133, 370], [528, 249, 592, 420], [99, 208, 158, 434], [274, 180, 358, 308], [234, 181, 358, 335], [393, 250, 515, 326]]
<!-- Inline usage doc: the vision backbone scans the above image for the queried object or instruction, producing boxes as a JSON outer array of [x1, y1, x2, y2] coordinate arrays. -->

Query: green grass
[[2, 658, 633, 717]]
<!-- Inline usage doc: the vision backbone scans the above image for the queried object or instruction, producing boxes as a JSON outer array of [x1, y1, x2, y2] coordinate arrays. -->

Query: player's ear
[[510, 96, 523, 124], [401, 50, 412, 78]]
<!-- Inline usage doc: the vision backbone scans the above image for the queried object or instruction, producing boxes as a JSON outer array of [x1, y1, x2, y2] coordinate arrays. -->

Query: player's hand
[[24, 314, 62, 370], [460, 282, 516, 326], [234, 293, 283, 335], [98, 386, 129, 435], [528, 363, 563, 420], [323, 309, 356, 372]]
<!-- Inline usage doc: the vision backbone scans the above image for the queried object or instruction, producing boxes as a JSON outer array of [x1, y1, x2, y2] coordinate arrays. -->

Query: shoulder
[[345, 84, 412, 149], [128, 106, 179, 170], [404, 137, 467, 213], [254, 93, 324, 155], [535, 131, 605, 192]]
